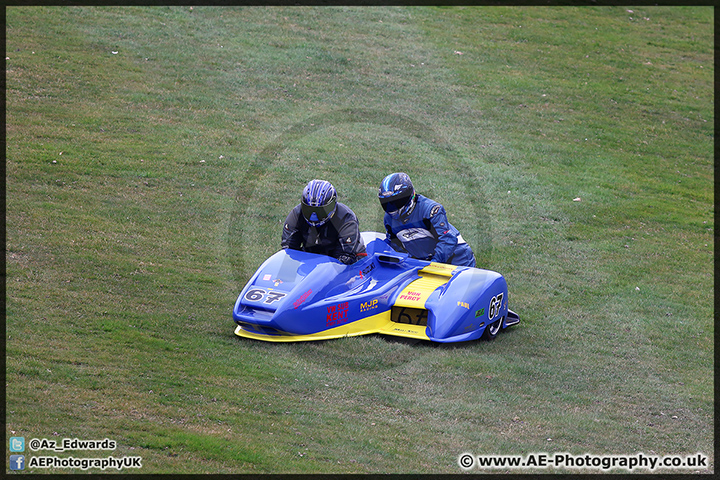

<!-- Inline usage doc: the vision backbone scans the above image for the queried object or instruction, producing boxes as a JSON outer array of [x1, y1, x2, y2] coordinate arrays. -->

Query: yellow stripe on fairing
[[394, 272, 451, 309], [234, 309, 432, 342]]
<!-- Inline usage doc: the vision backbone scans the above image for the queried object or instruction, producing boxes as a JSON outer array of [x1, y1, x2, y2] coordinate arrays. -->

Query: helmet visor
[[301, 197, 337, 225], [379, 191, 412, 214]]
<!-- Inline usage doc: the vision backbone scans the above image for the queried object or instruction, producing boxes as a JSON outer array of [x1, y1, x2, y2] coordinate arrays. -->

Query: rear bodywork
[[233, 232, 519, 343]]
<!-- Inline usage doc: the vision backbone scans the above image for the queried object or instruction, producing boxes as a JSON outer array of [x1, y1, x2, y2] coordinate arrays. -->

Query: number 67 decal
[[244, 288, 287, 304], [488, 292, 504, 319]]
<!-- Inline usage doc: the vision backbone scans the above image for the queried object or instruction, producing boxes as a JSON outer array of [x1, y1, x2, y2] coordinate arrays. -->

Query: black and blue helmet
[[378, 172, 416, 218], [301, 179, 338, 226]]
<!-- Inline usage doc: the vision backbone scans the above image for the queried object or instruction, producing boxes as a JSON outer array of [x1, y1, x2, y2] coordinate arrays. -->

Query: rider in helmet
[[378, 172, 475, 267], [282, 179, 366, 264]]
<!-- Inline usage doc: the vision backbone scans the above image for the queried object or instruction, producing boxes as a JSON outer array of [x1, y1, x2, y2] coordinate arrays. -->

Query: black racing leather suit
[[281, 202, 366, 264]]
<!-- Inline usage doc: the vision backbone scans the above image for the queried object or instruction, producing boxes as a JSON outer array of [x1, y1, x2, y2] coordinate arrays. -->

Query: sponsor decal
[[360, 298, 379, 312], [427, 262, 456, 272], [430, 205, 441, 217], [293, 289, 312, 309], [326, 301, 349, 327], [359, 262, 375, 278], [262, 274, 272, 281], [398, 228, 434, 242], [475, 308, 485, 318], [399, 290, 422, 302], [457, 301, 470, 309]]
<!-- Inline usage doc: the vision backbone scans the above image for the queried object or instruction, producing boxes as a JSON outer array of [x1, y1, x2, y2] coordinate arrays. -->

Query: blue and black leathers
[[383, 194, 475, 267]]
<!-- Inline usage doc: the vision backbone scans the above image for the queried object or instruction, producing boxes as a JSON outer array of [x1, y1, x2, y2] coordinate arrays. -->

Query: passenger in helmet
[[378, 172, 476, 267], [282, 179, 366, 265]]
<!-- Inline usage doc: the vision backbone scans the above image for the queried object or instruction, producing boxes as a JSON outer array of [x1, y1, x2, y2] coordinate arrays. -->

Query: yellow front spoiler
[[234, 310, 430, 342]]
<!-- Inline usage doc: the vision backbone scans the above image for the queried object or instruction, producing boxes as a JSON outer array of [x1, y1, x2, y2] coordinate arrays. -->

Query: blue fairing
[[233, 232, 518, 343]]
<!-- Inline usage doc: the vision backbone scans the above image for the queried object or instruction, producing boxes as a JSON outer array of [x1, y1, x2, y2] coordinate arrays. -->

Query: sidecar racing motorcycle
[[233, 232, 519, 343]]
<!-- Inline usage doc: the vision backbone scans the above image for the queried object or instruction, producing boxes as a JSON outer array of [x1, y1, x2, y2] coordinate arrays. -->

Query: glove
[[338, 254, 356, 265]]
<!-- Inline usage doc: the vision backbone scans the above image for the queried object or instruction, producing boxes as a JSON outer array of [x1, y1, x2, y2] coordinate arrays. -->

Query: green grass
[[5, 5, 713, 474]]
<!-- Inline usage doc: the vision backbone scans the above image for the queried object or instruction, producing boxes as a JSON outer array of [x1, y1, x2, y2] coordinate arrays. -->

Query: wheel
[[482, 317, 502, 341]]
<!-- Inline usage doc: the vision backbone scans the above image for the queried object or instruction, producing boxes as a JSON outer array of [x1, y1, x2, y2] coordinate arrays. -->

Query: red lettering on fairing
[[399, 290, 423, 302], [326, 301, 350, 327], [293, 289, 312, 309]]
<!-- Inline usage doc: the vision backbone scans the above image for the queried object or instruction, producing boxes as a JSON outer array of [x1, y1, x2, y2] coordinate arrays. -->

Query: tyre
[[482, 317, 502, 340]]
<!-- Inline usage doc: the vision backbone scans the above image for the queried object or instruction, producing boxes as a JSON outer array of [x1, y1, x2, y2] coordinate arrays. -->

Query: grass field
[[5, 6, 714, 474]]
